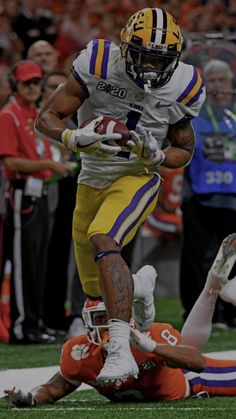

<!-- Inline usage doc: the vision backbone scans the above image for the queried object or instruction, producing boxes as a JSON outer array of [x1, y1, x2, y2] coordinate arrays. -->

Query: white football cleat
[[132, 265, 157, 331], [207, 234, 236, 296], [96, 340, 139, 385]]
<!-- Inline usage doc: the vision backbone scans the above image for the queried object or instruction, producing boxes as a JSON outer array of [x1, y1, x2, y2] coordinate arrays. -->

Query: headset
[[8, 60, 44, 92]]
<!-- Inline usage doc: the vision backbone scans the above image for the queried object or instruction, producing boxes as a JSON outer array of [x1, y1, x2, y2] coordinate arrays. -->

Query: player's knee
[[90, 234, 117, 253]]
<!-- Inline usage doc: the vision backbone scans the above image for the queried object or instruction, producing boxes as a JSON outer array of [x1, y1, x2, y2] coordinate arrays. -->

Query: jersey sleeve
[[169, 65, 206, 125], [60, 336, 88, 385], [71, 39, 113, 98], [150, 322, 181, 346]]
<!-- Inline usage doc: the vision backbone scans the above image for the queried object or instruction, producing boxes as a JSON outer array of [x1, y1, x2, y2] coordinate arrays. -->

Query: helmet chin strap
[[125, 59, 159, 92]]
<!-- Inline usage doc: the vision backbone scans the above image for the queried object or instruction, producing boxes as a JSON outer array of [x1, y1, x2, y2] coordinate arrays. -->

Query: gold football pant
[[73, 174, 162, 297]]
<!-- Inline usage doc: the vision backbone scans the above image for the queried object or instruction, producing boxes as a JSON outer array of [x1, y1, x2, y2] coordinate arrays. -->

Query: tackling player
[[4, 234, 236, 407], [35, 7, 206, 383]]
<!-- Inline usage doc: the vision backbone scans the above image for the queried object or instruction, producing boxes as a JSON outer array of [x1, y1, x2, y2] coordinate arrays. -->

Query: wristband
[[61, 129, 76, 152]]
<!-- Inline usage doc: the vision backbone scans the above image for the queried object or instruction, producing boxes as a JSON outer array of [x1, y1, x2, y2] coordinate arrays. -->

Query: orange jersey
[[158, 167, 184, 212], [144, 167, 183, 239], [60, 322, 188, 401]]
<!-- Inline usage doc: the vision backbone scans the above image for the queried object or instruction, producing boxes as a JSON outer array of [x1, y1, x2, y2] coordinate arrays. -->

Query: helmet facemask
[[120, 8, 182, 90], [82, 301, 108, 346]]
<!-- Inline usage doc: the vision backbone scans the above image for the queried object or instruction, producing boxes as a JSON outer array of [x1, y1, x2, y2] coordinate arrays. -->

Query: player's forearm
[[35, 110, 66, 143], [162, 145, 194, 168], [31, 385, 56, 405], [154, 344, 206, 372], [162, 120, 195, 168], [32, 372, 77, 406]]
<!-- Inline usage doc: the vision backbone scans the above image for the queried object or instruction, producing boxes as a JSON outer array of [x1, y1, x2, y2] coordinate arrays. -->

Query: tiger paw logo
[[71, 344, 89, 361]]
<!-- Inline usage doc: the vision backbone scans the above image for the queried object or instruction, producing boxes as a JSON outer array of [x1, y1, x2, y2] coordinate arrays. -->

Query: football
[[80, 116, 130, 146]]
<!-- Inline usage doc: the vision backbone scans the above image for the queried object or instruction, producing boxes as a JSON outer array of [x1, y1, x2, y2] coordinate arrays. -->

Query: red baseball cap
[[14, 61, 44, 82]]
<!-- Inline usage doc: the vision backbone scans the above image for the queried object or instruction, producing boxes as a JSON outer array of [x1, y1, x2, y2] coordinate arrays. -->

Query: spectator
[[0, 0, 24, 106], [0, 0, 23, 61], [95, 13, 122, 45], [27, 40, 60, 73], [179, 59, 236, 329], [41, 70, 84, 337], [54, 0, 98, 65], [27, 40, 83, 336], [0, 60, 72, 344], [12, 0, 58, 56]]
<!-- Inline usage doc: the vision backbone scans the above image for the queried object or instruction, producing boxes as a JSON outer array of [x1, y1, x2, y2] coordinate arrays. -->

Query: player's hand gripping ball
[[80, 116, 130, 146]]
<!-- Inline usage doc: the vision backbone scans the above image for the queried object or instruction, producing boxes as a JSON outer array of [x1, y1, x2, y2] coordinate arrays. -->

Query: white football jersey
[[72, 39, 206, 188]]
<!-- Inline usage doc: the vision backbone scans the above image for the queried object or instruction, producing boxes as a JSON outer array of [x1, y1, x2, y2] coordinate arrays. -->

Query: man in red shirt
[[0, 60, 72, 344]]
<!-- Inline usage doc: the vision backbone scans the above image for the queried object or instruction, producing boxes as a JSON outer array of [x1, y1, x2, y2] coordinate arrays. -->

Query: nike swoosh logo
[[156, 102, 172, 108]]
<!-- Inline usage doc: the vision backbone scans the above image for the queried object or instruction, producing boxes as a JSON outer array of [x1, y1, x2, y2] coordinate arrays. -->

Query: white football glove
[[61, 116, 122, 157], [126, 125, 165, 166], [4, 387, 36, 408], [130, 327, 157, 352]]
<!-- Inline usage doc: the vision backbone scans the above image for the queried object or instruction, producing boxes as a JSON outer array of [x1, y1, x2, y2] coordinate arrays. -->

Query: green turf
[[156, 297, 184, 329], [0, 298, 236, 418], [0, 391, 236, 419], [0, 343, 62, 369]]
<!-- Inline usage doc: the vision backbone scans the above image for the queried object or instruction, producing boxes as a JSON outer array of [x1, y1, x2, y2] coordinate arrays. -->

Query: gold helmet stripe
[[140, 8, 152, 46], [166, 13, 182, 50], [120, 7, 182, 53]]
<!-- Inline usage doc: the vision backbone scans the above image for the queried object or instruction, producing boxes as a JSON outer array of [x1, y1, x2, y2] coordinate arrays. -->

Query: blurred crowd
[[0, 0, 236, 344]]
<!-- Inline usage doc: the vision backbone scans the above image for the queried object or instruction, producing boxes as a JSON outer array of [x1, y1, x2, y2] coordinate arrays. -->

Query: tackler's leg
[[181, 234, 236, 349]]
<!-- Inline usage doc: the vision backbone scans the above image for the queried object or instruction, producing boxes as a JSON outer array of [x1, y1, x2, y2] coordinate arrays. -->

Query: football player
[[35, 7, 206, 384], [4, 234, 236, 407]]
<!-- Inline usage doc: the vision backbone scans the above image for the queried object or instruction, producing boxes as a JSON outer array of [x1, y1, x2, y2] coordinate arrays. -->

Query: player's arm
[[153, 343, 206, 372], [162, 120, 195, 169], [35, 74, 85, 143], [35, 75, 121, 155], [4, 371, 79, 408], [131, 328, 206, 372], [126, 120, 194, 169]]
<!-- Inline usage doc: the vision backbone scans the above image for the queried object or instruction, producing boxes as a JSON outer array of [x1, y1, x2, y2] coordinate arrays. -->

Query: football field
[[0, 298, 236, 418], [0, 391, 236, 419]]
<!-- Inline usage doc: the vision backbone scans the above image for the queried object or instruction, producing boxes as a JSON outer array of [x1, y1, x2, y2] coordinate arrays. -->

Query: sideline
[[0, 350, 236, 398]]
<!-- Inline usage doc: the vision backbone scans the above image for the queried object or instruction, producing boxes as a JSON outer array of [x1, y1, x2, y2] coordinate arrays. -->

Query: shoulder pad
[[176, 66, 205, 108], [88, 39, 112, 79]]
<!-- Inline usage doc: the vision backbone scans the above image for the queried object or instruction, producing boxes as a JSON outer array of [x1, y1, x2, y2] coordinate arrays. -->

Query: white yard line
[[11, 407, 236, 411], [0, 366, 91, 397], [0, 350, 236, 398]]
